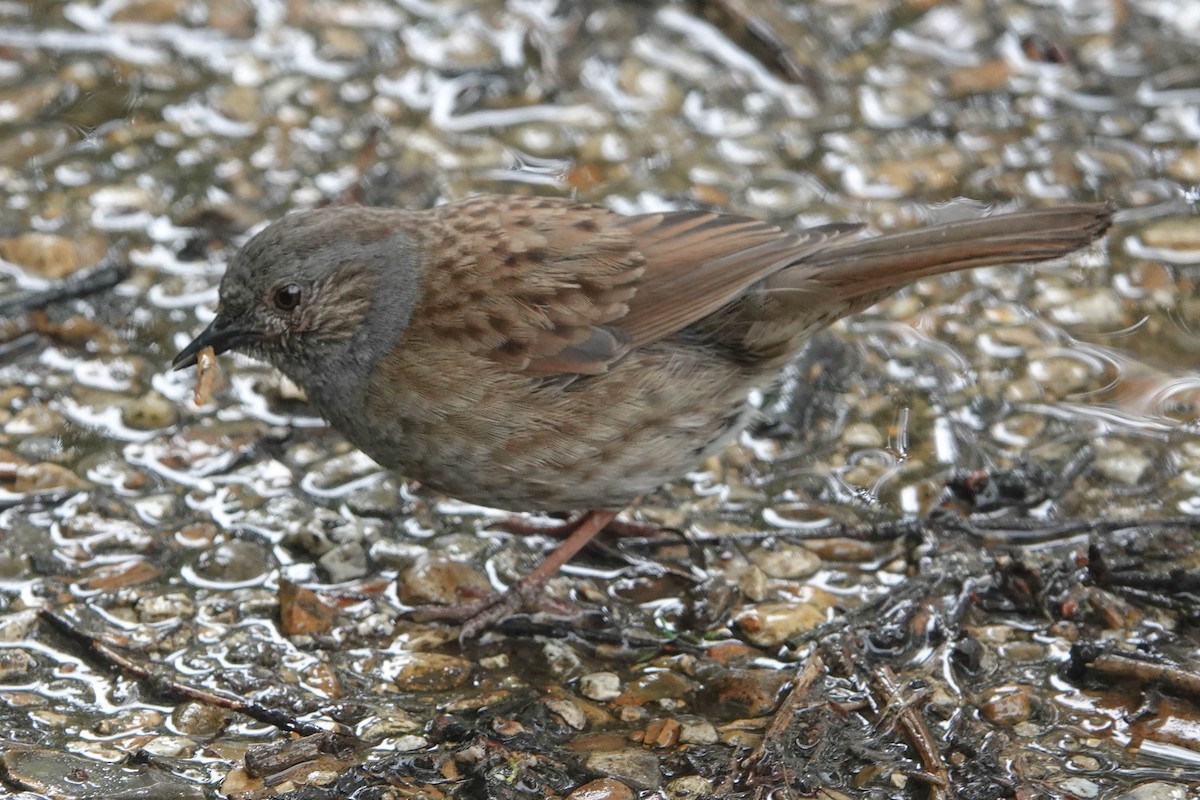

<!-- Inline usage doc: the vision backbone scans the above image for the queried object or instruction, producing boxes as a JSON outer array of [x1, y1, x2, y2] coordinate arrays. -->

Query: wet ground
[[2, 0, 1200, 798]]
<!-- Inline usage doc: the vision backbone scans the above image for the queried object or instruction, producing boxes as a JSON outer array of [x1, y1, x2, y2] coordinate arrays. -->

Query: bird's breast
[[325, 339, 764, 511]]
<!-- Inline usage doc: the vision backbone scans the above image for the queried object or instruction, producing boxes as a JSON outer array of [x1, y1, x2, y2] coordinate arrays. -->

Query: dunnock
[[174, 195, 1113, 635]]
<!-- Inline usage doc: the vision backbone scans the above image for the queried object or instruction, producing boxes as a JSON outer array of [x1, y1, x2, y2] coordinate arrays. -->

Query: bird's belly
[[345, 343, 760, 512]]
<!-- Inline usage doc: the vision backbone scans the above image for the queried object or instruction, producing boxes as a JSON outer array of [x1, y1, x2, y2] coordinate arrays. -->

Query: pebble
[[0, 611, 39, 643], [278, 581, 336, 636], [1093, 440, 1153, 486], [584, 749, 662, 792], [545, 697, 589, 731], [677, 716, 719, 745], [665, 775, 714, 799], [613, 670, 693, 706], [357, 710, 423, 741], [123, 390, 178, 430], [642, 717, 681, 748], [136, 593, 195, 623], [733, 600, 827, 648], [841, 421, 885, 448], [171, 702, 229, 737], [316, 541, 368, 582], [0, 649, 35, 682], [979, 685, 1032, 726], [746, 543, 821, 580], [398, 557, 492, 605], [11, 463, 89, 493], [567, 777, 635, 800], [1112, 782, 1193, 800], [0, 747, 204, 800], [1047, 289, 1125, 328], [0, 232, 105, 278], [192, 539, 270, 585], [580, 672, 622, 702], [802, 538, 877, 562], [384, 652, 472, 692], [715, 668, 790, 716], [543, 639, 584, 679], [1058, 777, 1100, 798]]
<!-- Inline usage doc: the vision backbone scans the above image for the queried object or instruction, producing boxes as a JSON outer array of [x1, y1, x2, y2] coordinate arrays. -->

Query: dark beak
[[172, 316, 256, 370]]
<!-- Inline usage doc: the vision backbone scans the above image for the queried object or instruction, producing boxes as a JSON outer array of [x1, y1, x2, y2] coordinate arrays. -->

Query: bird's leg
[[492, 512, 662, 540], [406, 509, 618, 638]]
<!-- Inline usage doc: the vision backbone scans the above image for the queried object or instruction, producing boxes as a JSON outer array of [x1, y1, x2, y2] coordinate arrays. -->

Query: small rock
[[171, 702, 230, 737], [94, 708, 164, 735], [1141, 218, 1200, 251], [666, 775, 714, 799], [0, 232, 105, 278], [1113, 782, 1192, 800], [123, 390, 177, 430], [1027, 354, 1094, 395], [139, 735, 194, 758], [841, 421, 885, 448], [192, 539, 270, 585], [0, 649, 35, 681], [136, 593, 195, 623], [1058, 777, 1100, 798], [4, 405, 64, 436], [12, 463, 89, 493], [1049, 289, 1124, 328], [1, 747, 205, 799], [545, 697, 588, 731], [0, 610, 39, 643], [802, 538, 877, 562], [746, 543, 821, 580], [317, 542, 368, 583], [398, 557, 491, 605], [567, 777, 635, 800], [618, 706, 648, 724], [278, 581, 336, 636], [715, 668, 790, 716], [1094, 441, 1152, 486], [613, 670, 693, 706], [580, 672, 622, 702], [734, 601, 827, 647], [584, 749, 662, 791], [543, 639, 584, 678], [979, 685, 1032, 726], [389, 734, 429, 751], [677, 717, 719, 745], [733, 564, 769, 601], [384, 652, 472, 692], [643, 717, 681, 749], [357, 709, 423, 742]]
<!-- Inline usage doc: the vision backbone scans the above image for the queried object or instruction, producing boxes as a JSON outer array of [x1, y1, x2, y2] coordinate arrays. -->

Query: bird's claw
[[404, 576, 579, 640]]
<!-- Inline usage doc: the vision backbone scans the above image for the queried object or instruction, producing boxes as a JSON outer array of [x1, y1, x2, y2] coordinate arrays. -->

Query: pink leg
[[407, 509, 619, 638]]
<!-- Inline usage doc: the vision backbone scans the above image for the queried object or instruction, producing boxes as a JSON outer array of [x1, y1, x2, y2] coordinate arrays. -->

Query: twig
[[1070, 643, 1200, 700], [0, 258, 130, 317], [39, 608, 357, 740], [750, 654, 826, 796], [705, 0, 817, 89], [871, 665, 951, 800]]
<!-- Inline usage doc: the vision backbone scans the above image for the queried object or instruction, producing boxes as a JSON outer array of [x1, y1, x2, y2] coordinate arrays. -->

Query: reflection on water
[[0, 0, 1199, 797]]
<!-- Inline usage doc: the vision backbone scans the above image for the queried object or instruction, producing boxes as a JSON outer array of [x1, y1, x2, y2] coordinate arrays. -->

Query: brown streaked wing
[[613, 211, 854, 350], [412, 195, 645, 375]]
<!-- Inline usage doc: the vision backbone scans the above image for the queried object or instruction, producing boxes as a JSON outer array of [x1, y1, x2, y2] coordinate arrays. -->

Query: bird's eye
[[273, 284, 302, 312]]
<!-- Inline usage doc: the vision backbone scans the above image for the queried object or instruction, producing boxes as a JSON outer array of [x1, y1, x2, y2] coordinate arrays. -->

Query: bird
[[173, 194, 1114, 636]]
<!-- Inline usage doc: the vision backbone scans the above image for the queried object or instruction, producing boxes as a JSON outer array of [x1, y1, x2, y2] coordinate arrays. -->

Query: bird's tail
[[780, 202, 1115, 300]]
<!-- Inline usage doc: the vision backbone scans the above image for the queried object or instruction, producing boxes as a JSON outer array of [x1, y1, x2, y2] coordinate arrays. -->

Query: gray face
[[173, 206, 425, 397]]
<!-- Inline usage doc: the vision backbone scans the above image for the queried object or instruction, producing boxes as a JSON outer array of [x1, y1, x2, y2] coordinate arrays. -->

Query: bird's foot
[[405, 509, 619, 639], [405, 574, 577, 639]]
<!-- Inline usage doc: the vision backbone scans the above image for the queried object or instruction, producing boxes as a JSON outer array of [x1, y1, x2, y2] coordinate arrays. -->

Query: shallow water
[[1, 1, 1199, 798]]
